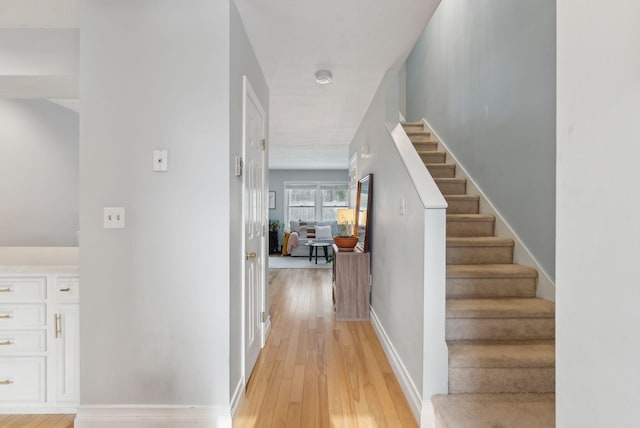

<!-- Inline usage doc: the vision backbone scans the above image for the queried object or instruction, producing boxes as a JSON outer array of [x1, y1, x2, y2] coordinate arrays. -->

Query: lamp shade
[[337, 208, 355, 225]]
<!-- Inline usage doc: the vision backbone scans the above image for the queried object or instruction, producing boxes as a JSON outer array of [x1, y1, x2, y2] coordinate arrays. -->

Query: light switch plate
[[104, 207, 125, 228]]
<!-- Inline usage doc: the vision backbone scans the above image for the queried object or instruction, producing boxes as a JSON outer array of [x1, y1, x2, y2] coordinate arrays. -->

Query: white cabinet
[[0, 272, 79, 413], [54, 303, 79, 403]]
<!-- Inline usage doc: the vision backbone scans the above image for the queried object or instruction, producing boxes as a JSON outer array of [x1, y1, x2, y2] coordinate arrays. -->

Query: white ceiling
[[0, 0, 441, 169], [234, 0, 440, 169]]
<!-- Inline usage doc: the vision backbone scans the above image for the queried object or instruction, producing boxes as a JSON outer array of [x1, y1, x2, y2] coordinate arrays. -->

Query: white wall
[[557, 0, 640, 426], [0, 99, 78, 246], [229, 0, 269, 401], [0, 29, 78, 75], [79, 0, 231, 413], [406, 0, 556, 279]]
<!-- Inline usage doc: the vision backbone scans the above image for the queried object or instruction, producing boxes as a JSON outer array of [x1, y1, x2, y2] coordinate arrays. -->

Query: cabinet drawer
[[0, 357, 46, 403], [0, 277, 46, 301], [55, 277, 79, 301], [0, 330, 46, 353], [0, 304, 46, 328]]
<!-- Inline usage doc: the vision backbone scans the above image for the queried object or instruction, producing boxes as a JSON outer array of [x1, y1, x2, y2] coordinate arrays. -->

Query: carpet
[[269, 256, 332, 269]]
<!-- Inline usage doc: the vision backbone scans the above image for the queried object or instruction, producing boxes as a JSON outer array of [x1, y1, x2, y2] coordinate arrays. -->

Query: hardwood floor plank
[[234, 268, 417, 427], [0, 415, 74, 428]]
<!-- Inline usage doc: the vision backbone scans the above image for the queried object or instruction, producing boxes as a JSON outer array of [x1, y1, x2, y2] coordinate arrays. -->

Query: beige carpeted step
[[413, 140, 439, 151], [435, 178, 467, 195], [402, 122, 424, 132], [427, 163, 456, 178], [419, 151, 446, 163], [406, 130, 432, 142], [447, 214, 495, 237], [432, 393, 555, 428], [447, 237, 514, 264], [447, 264, 538, 298], [448, 340, 555, 393], [444, 195, 479, 214], [446, 298, 555, 340]]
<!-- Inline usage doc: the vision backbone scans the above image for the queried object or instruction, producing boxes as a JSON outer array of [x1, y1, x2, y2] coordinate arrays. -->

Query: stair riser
[[403, 124, 424, 132], [446, 246, 513, 264], [446, 199, 479, 214], [446, 221, 495, 237], [449, 368, 555, 394], [446, 318, 555, 341], [414, 141, 438, 151], [447, 278, 537, 298], [436, 181, 467, 195], [428, 165, 456, 178], [420, 152, 446, 163]]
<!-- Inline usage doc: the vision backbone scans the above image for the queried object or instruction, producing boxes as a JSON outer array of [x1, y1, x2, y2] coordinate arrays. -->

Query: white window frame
[[283, 181, 349, 228]]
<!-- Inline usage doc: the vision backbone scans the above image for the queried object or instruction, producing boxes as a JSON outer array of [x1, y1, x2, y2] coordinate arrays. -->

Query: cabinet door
[[54, 304, 79, 403]]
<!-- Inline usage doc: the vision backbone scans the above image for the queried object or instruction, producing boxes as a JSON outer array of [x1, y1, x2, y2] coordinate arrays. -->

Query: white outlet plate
[[104, 207, 125, 229], [153, 150, 168, 172]]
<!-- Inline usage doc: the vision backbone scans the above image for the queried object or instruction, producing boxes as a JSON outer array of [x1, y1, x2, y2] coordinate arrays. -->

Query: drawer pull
[[0, 314, 12, 319], [0, 288, 12, 293], [55, 314, 62, 338], [0, 379, 13, 385], [59, 288, 71, 292], [0, 339, 13, 346]]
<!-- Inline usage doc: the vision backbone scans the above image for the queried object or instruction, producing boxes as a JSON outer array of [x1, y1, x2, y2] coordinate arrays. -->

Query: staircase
[[402, 122, 555, 427]]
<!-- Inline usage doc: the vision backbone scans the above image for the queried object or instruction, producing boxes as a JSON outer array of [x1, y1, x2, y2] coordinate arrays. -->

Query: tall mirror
[[355, 174, 373, 252]]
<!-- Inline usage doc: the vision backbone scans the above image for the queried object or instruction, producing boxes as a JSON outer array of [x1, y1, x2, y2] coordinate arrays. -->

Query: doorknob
[[245, 252, 257, 260]]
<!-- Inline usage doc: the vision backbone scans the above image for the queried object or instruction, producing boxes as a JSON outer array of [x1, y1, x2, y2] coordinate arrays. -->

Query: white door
[[243, 76, 266, 382]]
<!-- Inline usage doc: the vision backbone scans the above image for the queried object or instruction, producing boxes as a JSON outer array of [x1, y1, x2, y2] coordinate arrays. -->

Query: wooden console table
[[332, 244, 370, 320]]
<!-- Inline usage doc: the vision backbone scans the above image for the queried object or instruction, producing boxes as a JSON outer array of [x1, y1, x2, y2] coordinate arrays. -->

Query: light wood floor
[[234, 269, 417, 428], [0, 414, 74, 427]]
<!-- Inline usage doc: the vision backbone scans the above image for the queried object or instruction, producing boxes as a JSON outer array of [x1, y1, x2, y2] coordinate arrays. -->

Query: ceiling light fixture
[[315, 70, 333, 85]]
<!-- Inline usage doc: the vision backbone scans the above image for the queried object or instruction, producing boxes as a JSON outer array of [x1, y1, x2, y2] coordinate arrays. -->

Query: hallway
[[234, 269, 417, 427]]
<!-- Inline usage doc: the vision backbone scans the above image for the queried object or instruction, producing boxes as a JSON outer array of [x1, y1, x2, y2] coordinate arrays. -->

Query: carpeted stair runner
[[402, 122, 555, 427]]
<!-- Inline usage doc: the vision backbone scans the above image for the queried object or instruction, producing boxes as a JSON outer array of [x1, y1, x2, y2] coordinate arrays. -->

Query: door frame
[[241, 75, 269, 387]]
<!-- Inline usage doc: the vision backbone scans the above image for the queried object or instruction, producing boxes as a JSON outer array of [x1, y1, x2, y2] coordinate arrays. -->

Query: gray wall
[[349, 78, 432, 399], [0, 99, 78, 246], [229, 0, 269, 399], [406, 0, 556, 279], [80, 0, 231, 406]]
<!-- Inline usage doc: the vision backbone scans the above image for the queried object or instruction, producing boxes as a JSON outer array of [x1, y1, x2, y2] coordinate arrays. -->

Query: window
[[285, 182, 348, 225]]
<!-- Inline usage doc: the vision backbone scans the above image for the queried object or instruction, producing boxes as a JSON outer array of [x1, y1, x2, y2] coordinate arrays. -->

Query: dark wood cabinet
[[332, 244, 370, 320]]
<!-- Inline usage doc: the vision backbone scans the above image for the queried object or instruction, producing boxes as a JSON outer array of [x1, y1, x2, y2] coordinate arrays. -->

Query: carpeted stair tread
[[432, 393, 555, 428], [405, 130, 431, 137], [447, 214, 495, 222], [426, 163, 456, 178], [447, 264, 538, 279], [448, 340, 555, 368], [447, 298, 555, 319], [447, 236, 514, 247]]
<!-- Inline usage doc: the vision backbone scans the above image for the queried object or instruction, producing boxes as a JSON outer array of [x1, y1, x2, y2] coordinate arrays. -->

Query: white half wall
[[80, 0, 232, 414], [556, 0, 640, 426], [0, 99, 78, 246]]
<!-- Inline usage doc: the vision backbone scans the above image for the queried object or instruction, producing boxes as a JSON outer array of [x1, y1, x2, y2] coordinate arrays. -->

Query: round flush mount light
[[315, 70, 333, 85]]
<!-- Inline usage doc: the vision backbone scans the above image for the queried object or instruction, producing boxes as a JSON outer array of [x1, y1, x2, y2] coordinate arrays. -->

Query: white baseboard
[[421, 118, 556, 301], [74, 405, 231, 428], [230, 376, 245, 419], [420, 399, 437, 428], [369, 308, 422, 424]]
